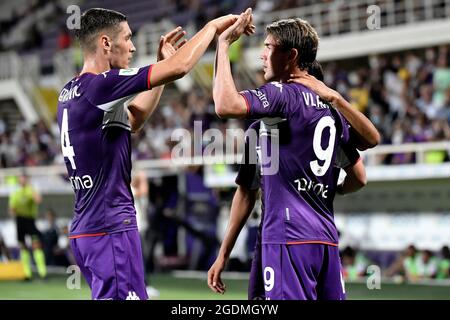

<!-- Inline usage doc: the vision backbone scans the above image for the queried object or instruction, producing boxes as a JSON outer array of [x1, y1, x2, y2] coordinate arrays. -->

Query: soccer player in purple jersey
[[209, 123, 367, 299], [210, 12, 379, 299], [57, 8, 254, 300], [208, 61, 375, 299]]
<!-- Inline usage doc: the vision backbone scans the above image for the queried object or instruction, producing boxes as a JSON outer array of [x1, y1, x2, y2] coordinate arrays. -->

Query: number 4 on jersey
[[61, 109, 76, 170]]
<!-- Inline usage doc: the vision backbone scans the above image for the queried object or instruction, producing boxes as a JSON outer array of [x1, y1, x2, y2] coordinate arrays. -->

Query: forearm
[[213, 42, 246, 118], [337, 161, 367, 195], [217, 186, 257, 261], [331, 94, 380, 150], [337, 179, 363, 195], [150, 23, 217, 87], [127, 85, 165, 132]]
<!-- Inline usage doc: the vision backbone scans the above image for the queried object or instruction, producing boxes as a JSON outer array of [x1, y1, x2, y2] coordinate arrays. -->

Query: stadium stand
[[0, 0, 449, 287]]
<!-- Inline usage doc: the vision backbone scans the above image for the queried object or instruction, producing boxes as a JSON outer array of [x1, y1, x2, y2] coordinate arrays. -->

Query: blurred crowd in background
[[0, 0, 449, 168], [0, 0, 449, 283], [1, 44, 449, 168]]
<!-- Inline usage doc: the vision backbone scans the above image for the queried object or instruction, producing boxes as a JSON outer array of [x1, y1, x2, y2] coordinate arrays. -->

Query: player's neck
[[79, 56, 111, 76], [279, 66, 305, 83]]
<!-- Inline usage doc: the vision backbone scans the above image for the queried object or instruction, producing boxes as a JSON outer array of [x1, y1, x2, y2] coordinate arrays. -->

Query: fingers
[[207, 270, 216, 292], [207, 270, 222, 294], [176, 39, 187, 49], [213, 272, 226, 294], [232, 9, 252, 34], [164, 26, 183, 42], [244, 24, 256, 36], [171, 30, 187, 45], [207, 267, 226, 294]]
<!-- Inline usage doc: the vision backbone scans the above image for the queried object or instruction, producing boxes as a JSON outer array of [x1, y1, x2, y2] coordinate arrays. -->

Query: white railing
[[362, 140, 450, 166], [136, 0, 450, 57], [0, 51, 40, 82], [0, 141, 448, 192], [53, 48, 78, 88], [136, 19, 180, 57], [250, 0, 450, 44], [0, 51, 54, 127]]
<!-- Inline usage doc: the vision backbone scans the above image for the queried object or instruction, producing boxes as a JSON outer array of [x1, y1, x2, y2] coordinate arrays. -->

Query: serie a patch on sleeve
[[119, 68, 139, 76]]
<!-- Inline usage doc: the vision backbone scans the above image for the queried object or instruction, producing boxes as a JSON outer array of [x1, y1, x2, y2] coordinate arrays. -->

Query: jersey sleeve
[[85, 66, 153, 112], [235, 127, 261, 190], [335, 140, 361, 169], [239, 82, 288, 119]]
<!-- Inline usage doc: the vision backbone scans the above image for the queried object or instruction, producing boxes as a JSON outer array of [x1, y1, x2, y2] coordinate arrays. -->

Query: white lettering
[[69, 175, 93, 190], [58, 85, 81, 102], [294, 178, 329, 199], [302, 92, 311, 105]]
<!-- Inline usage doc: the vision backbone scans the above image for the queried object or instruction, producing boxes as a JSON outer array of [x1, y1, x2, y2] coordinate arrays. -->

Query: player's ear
[[289, 48, 299, 64], [100, 34, 112, 52]]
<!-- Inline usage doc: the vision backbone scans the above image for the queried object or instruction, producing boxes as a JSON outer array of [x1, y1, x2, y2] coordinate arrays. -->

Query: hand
[[288, 73, 341, 104], [157, 26, 187, 61], [218, 8, 255, 45], [209, 14, 239, 35], [207, 258, 227, 294]]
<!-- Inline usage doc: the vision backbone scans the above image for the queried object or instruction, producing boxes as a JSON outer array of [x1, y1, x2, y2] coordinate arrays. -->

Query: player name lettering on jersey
[[302, 92, 330, 109], [294, 177, 329, 199], [59, 85, 81, 102], [69, 175, 93, 190]]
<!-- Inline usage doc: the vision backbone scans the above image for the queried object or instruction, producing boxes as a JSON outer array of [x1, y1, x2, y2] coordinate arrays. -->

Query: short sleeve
[[239, 82, 287, 119], [335, 141, 360, 169], [235, 125, 261, 190], [85, 66, 153, 111]]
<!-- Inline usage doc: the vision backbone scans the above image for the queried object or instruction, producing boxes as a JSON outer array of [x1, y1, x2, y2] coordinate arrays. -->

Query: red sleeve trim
[[239, 92, 251, 115], [147, 64, 154, 89]]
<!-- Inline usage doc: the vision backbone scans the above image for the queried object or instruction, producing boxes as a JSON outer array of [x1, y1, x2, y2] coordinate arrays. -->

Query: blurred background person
[[8, 173, 46, 280], [41, 208, 71, 267]]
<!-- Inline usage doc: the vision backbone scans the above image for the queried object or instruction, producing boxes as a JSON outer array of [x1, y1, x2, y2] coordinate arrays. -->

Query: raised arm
[[207, 185, 258, 294], [149, 14, 243, 88], [213, 8, 254, 118], [127, 27, 187, 132], [289, 73, 381, 150]]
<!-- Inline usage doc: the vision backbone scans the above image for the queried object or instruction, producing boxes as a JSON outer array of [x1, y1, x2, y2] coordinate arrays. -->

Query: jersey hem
[[69, 226, 138, 238], [262, 238, 339, 246]]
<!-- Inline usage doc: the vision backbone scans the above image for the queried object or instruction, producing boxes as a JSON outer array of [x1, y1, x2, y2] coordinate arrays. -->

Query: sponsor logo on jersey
[[69, 175, 93, 190], [119, 68, 139, 76], [252, 89, 270, 108]]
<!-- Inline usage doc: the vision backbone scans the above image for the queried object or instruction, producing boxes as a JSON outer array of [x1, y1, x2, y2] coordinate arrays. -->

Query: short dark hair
[[75, 8, 127, 53], [266, 18, 319, 70], [307, 60, 324, 81]]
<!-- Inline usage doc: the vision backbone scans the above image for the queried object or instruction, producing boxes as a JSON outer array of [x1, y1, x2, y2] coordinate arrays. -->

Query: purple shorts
[[70, 229, 148, 300], [261, 243, 346, 300], [248, 231, 264, 300]]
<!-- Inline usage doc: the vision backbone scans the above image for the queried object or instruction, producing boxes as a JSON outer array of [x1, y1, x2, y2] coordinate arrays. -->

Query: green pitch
[[0, 274, 449, 300]]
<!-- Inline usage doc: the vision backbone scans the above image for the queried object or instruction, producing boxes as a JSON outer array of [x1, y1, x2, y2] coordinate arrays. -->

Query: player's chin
[[263, 72, 273, 82]]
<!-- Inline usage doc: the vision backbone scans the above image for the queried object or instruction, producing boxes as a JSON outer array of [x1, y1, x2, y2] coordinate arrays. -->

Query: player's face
[[260, 35, 290, 82], [109, 22, 136, 69]]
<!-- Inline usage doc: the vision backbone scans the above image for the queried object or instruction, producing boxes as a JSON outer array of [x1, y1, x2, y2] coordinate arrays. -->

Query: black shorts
[[16, 216, 42, 244]]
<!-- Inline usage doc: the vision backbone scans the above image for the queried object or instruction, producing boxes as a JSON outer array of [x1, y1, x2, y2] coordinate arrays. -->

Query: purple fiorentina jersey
[[239, 82, 350, 245], [57, 66, 153, 236]]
